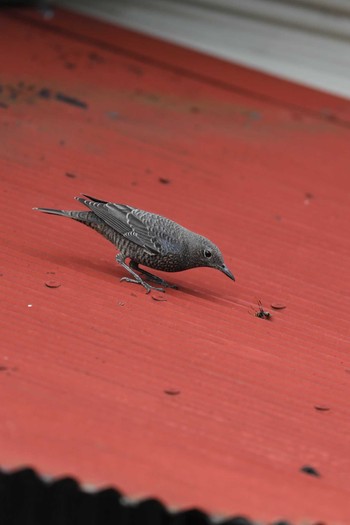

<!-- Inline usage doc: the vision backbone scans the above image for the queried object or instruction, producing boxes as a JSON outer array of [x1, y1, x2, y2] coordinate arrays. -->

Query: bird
[[33, 194, 235, 293]]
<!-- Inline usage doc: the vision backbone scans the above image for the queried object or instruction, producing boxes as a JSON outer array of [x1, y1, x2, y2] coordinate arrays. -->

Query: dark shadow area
[[0, 467, 291, 525]]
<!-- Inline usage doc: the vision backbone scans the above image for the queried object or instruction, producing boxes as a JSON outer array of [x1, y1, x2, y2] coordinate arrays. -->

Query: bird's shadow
[[173, 280, 236, 307], [30, 246, 235, 304], [30, 247, 119, 282]]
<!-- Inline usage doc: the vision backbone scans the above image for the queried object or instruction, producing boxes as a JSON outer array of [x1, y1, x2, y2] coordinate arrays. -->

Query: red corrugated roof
[[1, 8, 350, 524]]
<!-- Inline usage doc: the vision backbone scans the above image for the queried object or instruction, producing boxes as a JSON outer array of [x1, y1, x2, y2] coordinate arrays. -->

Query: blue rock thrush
[[33, 194, 235, 293]]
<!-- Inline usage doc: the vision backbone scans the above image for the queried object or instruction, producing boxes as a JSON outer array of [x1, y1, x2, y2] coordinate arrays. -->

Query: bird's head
[[193, 235, 235, 281]]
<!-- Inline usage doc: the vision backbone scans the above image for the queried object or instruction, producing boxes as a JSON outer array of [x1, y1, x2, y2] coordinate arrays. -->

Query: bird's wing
[[76, 196, 160, 255]]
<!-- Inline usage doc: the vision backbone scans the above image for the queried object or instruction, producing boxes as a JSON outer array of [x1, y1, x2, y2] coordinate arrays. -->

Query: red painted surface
[[1, 8, 350, 524]]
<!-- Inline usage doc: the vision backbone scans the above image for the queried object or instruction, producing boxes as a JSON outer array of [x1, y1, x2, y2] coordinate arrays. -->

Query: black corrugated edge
[[0, 466, 294, 525]]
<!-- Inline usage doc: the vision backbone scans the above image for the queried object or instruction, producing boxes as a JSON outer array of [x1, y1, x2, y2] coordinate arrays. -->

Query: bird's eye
[[204, 249, 212, 258]]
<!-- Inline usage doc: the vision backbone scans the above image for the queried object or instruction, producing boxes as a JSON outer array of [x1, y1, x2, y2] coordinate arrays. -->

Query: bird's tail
[[33, 207, 97, 225], [33, 207, 72, 217]]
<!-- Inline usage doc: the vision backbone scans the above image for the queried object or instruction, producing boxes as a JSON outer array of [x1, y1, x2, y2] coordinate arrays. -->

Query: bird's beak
[[220, 265, 235, 281]]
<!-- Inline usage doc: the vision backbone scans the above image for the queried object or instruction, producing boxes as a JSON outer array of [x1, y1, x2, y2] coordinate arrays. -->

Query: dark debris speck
[[65, 172, 77, 179], [164, 389, 180, 396], [38, 88, 52, 99], [126, 64, 143, 76], [107, 111, 119, 120], [158, 177, 170, 185], [304, 192, 314, 205], [320, 109, 336, 121], [55, 92, 88, 109], [300, 465, 320, 477], [88, 52, 105, 64], [247, 110, 261, 121]]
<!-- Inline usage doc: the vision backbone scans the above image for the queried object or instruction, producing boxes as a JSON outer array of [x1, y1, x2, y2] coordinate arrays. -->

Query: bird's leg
[[129, 261, 178, 289], [116, 254, 165, 294]]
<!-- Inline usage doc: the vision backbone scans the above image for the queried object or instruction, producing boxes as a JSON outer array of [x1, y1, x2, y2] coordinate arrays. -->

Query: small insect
[[254, 300, 272, 320]]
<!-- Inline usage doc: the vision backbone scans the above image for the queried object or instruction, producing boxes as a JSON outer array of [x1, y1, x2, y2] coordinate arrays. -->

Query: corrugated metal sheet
[[55, 0, 350, 99], [1, 7, 350, 524]]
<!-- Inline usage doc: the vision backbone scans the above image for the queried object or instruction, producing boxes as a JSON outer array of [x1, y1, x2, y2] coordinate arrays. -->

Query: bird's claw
[[120, 277, 165, 294], [138, 271, 178, 289]]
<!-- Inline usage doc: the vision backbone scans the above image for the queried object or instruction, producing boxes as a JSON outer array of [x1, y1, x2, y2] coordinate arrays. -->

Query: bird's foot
[[128, 261, 179, 290], [120, 277, 165, 294]]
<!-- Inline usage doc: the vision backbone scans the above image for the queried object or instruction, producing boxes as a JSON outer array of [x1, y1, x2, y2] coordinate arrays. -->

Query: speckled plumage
[[34, 194, 235, 293]]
